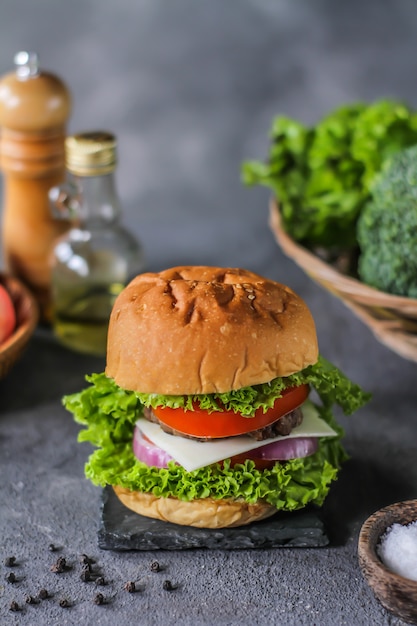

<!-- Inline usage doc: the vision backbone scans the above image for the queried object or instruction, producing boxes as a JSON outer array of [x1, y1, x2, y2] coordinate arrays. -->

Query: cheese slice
[[135, 401, 337, 472]]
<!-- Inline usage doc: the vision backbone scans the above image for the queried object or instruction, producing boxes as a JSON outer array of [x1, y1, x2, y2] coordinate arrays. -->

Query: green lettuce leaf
[[134, 354, 371, 417], [63, 357, 369, 511], [83, 438, 341, 511]]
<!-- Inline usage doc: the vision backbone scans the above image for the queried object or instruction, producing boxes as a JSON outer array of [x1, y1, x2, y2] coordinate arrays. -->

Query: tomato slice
[[152, 384, 309, 438]]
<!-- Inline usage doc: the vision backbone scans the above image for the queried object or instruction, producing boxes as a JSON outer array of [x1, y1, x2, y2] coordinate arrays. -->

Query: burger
[[64, 266, 369, 529]]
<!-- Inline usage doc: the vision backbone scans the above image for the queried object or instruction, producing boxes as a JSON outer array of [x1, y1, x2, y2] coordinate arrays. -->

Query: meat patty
[[248, 406, 303, 440], [142, 405, 303, 442]]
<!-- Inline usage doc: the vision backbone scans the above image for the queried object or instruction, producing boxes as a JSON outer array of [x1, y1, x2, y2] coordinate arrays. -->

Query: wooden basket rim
[[269, 200, 417, 362], [269, 200, 417, 314], [0, 273, 39, 367]]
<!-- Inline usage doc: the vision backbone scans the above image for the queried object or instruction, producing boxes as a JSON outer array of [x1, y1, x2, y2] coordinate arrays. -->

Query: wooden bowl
[[269, 200, 417, 363], [358, 500, 417, 624], [0, 273, 39, 379]]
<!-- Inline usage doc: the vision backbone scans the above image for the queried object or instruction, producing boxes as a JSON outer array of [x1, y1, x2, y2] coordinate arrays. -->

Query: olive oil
[[50, 132, 145, 355], [52, 283, 124, 356]]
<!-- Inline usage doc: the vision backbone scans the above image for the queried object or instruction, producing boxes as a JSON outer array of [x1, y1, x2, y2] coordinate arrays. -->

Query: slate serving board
[[98, 486, 329, 551]]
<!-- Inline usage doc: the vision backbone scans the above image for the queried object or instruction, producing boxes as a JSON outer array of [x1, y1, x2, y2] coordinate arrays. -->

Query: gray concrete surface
[[1, 1, 417, 624]]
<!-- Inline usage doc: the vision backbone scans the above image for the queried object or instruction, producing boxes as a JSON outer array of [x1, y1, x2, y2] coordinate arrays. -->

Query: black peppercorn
[[80, 569, 91, 583], [150, 560, 161, 572], [95, 576, 106, 586], [79, 553, 94, 565], [38, 588, 49, 600], [5, 571, 16, 583], [48, 543, 58, 552], [124, 580, 136, 593], [163, 580, 175, 591], [59, 598, 70, 608], [51, 556, 67, 573], [25, 594, 37, 605], [5, 556, 16, 567], [93, 592, 105, 605], [9, 600, 20, 612]]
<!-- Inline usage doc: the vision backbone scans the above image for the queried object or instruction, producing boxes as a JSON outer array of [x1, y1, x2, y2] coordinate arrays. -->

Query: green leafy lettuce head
[[63, 265, 371, 528], [242, 99, 417, 251]]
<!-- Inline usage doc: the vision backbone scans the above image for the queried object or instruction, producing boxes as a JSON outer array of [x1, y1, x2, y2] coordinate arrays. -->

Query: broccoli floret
[[357, 144, 417, 297]]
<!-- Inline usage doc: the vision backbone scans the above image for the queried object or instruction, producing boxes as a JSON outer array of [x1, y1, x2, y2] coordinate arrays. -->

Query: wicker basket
[[269, 200, 417, 362], [0, 273, 39, 379]]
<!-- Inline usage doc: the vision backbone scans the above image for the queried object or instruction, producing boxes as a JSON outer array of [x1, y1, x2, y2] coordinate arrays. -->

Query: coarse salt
[[377, 520, 417, 581]]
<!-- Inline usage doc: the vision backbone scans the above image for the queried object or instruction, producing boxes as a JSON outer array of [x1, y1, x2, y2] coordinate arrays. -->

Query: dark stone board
[[98, 486, 329, 551]]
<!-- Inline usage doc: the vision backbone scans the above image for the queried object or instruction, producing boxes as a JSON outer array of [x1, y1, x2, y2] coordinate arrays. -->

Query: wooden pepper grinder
[[0, 51, 71, 321]]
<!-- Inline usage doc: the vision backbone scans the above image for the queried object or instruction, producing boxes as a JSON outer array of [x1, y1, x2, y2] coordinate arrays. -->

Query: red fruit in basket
[[0, 284, 16, 344]]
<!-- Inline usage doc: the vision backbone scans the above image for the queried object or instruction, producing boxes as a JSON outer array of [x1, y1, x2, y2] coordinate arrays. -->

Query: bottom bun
[[113, 486, 277, 528]]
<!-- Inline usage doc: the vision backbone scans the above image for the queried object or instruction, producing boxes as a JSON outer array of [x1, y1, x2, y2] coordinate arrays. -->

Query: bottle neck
[[71, 171, 121, 224]]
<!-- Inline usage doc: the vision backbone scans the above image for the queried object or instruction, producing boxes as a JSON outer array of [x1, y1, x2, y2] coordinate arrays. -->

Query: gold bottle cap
[[65, 131, 117, 176]]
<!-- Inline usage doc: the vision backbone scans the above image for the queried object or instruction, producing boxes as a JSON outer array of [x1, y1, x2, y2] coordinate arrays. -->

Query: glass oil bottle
[[50, 131, 145, 356]]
